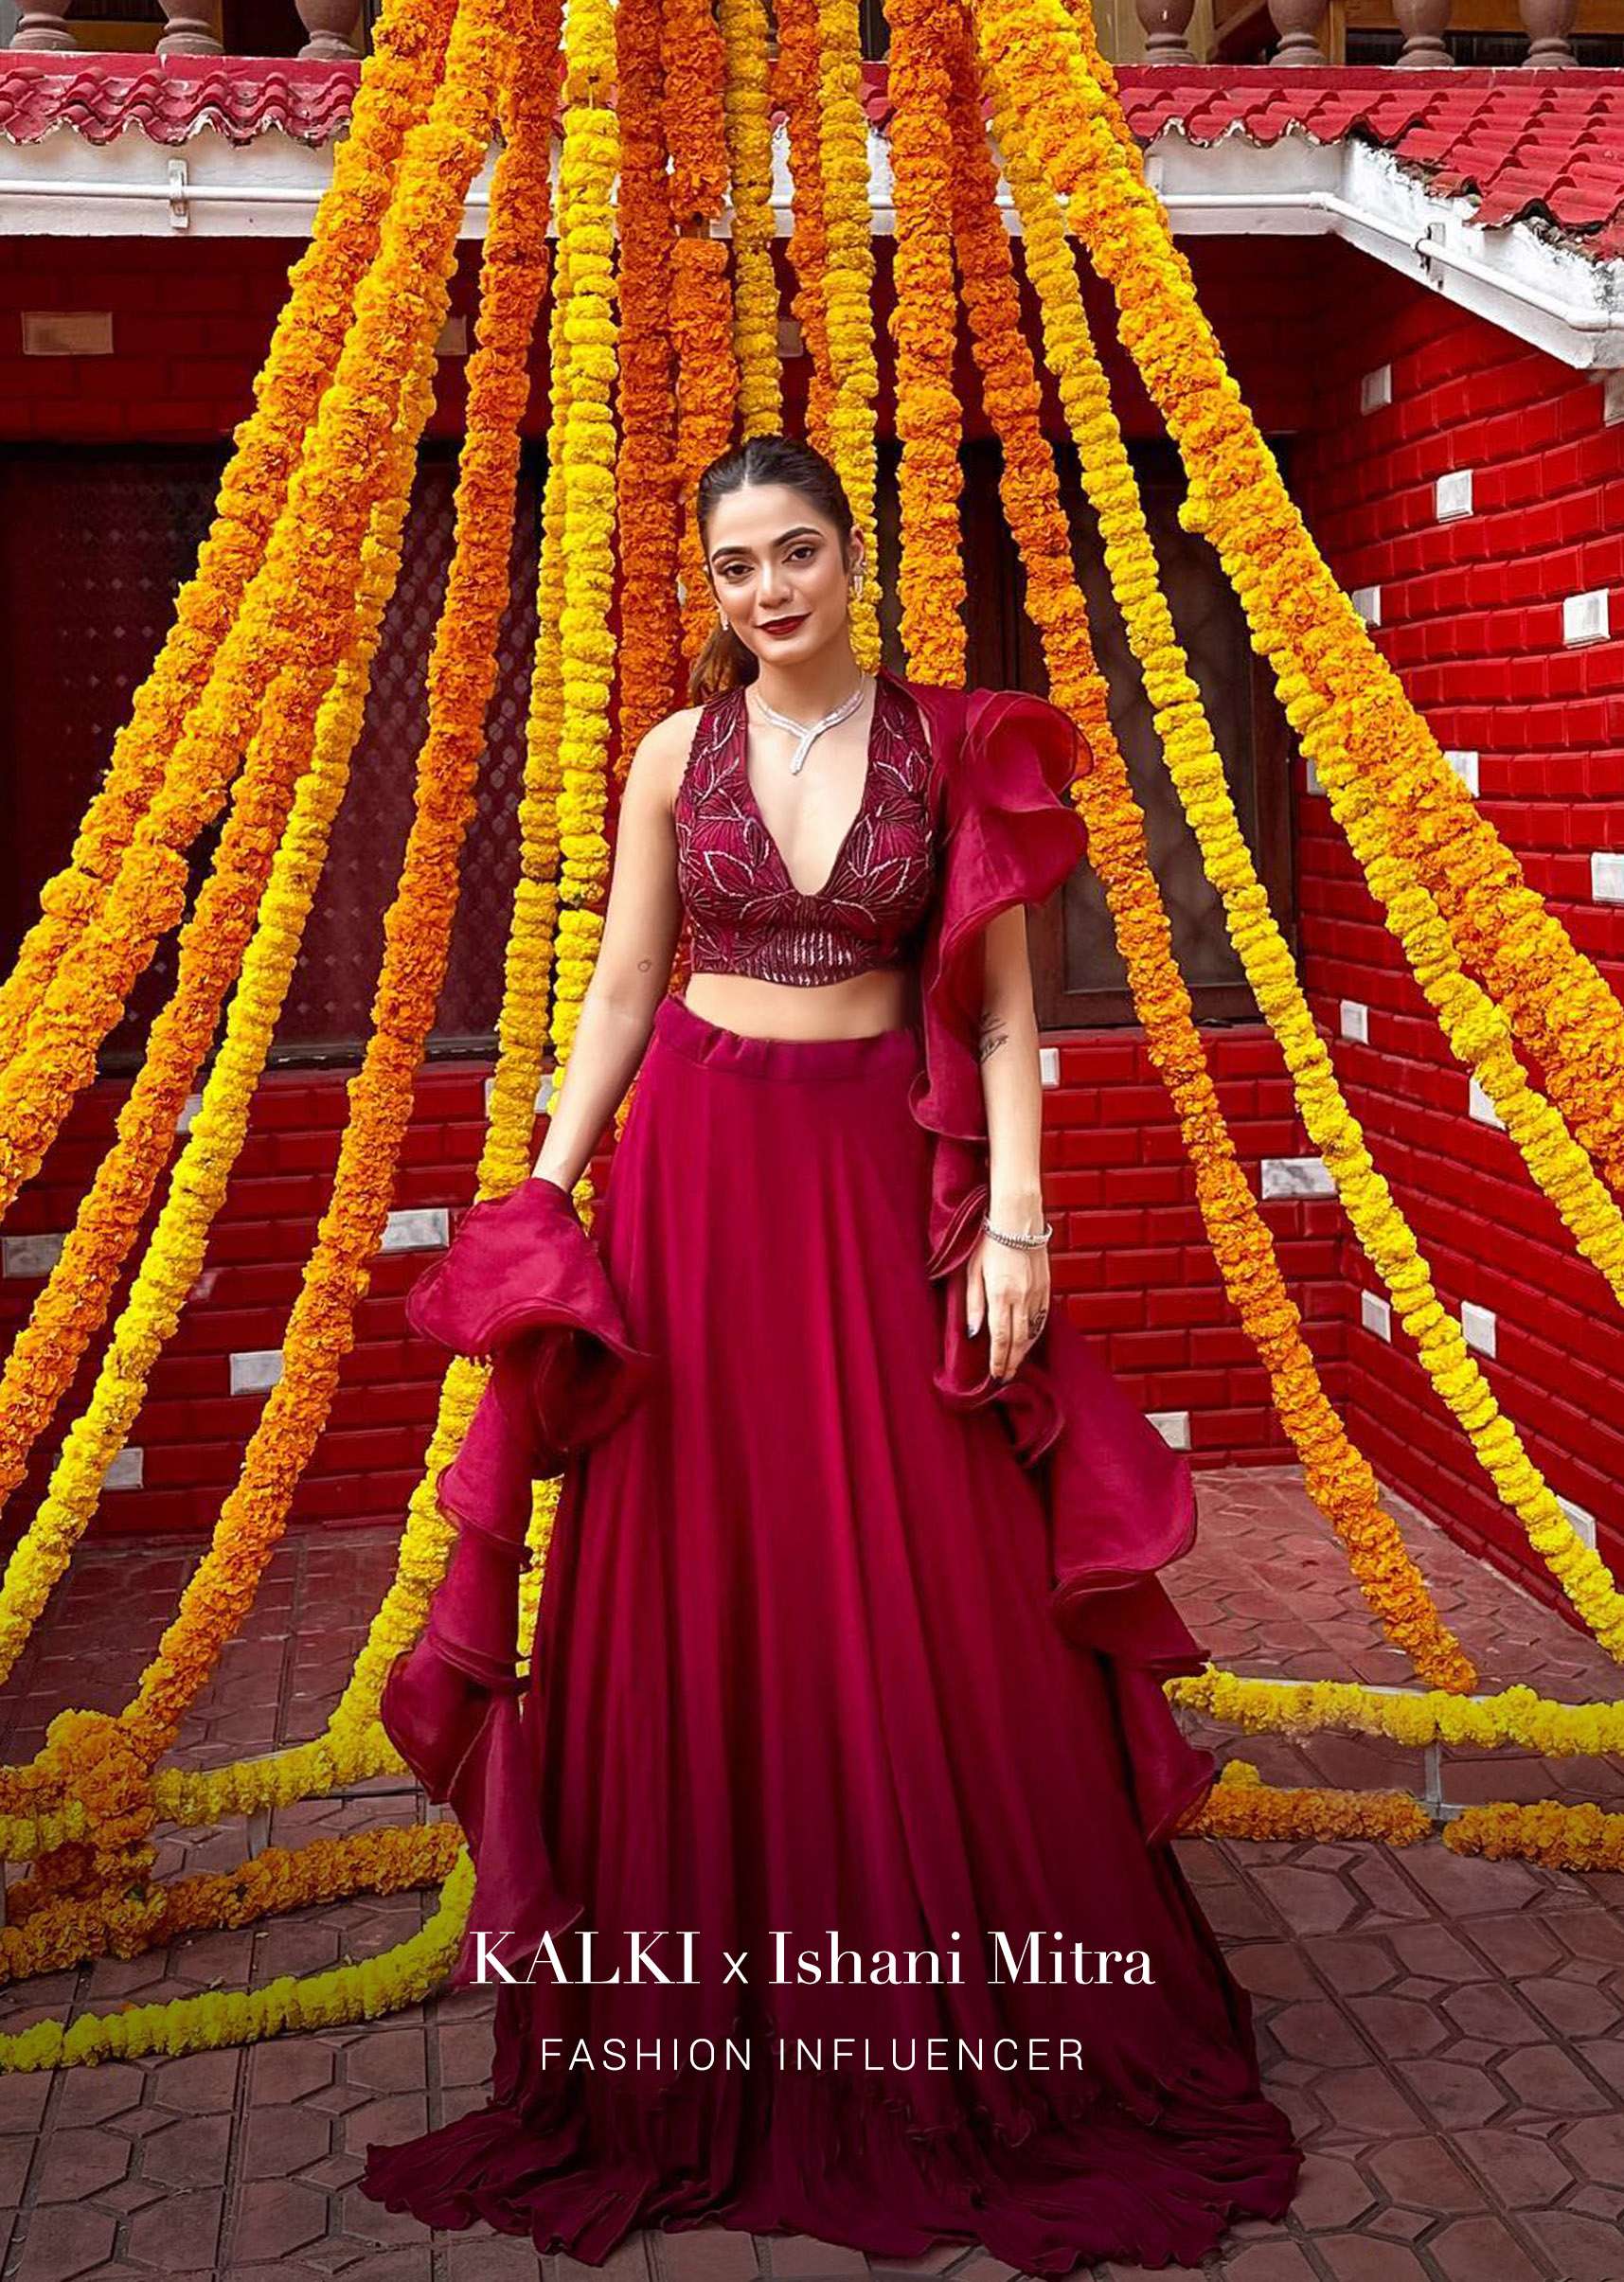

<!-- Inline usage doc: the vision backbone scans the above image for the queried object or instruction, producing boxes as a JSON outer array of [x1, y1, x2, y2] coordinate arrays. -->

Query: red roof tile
[[2, 53, 1623, 259], [0, 52, 357, 148]]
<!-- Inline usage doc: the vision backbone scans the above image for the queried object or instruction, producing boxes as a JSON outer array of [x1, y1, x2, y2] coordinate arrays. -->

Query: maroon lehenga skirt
[[359, 990, 1301, 2272]]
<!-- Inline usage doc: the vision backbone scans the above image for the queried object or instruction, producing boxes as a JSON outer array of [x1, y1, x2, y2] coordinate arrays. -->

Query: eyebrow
[[708, 526, 823, 564]]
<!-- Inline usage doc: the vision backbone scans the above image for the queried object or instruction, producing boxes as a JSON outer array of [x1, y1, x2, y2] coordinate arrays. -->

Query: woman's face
[[703, 483, 861, 669]]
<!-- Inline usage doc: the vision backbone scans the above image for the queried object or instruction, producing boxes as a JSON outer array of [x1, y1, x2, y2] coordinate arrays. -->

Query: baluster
[[1134, 0, 1199, 65], [155, 0, 222, 55], [1520, 0, 1578, 64], [1393, 0, 1454, 65], [295, 0, 363, 61], [1267, 0, 1329, 65], [9, 2, 79, 50]]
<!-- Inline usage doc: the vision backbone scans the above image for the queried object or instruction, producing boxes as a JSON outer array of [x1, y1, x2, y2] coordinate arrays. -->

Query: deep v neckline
[[736, 675, 883, 903]]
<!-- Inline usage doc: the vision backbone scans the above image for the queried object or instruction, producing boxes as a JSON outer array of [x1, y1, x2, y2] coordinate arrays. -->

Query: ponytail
[[687, 615, 758, 704]]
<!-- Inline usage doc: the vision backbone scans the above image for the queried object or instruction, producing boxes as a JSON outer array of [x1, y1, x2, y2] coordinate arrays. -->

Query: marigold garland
[[997, 0, 1624, 1204], [1170, 1668, 1624, 1760], [1445, 1799, 1624, 1872], [772, 0, 837, 459], [615, 0, 684, 753], [953, 12, 1472, 1689], [0, 0, 457, 1081], [1182, 1760, 1434, 1847], [0, 9, 502, 1221], [719, 0, 782, 438], [978, 12, 1624, 1666], [884, 0, 966, 682], [663, 0, 741, 664], [813, 0, 882, 668]]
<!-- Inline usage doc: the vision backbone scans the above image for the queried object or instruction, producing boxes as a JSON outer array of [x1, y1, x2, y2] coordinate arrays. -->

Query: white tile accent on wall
[[1436, 470, 1472, 521], [2, 1232, 65, 1277], [380, 1206, 450, 1254], [1563, 588, 1610, 646], [1360, 365, 1392, 414], [1261, 1156, 1335, 1201], [230, 1348, 285, 1396], [1605, 371, 1624, 428], [1339, 1000, 1369, 1044], [1593, 852, 1624, 904], [1460, 1302, 1497, 1360], [1469, 1078, 1505, 1130], [105, 1447, 144, 1491], [1360, 1291, 1392, 1342], [1304, 757, 1324, 796], [1444, 749, 1480, 796], [1559, 1494, 1597, 1551], [176, 1092, 205, 1134], [1351, 585, 1382, 627], [1148, 1410, 1190, 1451], [1038, 1047, 1060, 1089]]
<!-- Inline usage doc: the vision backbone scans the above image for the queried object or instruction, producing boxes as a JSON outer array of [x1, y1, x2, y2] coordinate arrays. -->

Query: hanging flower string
[[977, 9, 1624, 1667], [947, 9, 1472, 1695], [885, 0, 967, 683], [720, 0, 782, 438], [0, 0, 457, 1080]]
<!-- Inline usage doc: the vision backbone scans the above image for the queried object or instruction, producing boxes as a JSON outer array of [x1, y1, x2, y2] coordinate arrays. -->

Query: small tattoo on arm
[[975, 1010, 1008, 1065], [637, 957, 653, 972]]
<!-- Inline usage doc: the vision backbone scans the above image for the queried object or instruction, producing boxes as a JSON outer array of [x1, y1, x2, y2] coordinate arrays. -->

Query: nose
[[758, 560, 792, 611]]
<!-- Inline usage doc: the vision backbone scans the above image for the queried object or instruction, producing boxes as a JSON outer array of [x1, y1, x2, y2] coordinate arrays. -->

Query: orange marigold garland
[[772, 0, 837, 459], [883, 0, 966, 682], [663, 0, 741, 665], [615, 0, 684, 751], [0, 0, 457, 1080], [943, 16, 1474, 1695], [101, 0, 537, 1772]]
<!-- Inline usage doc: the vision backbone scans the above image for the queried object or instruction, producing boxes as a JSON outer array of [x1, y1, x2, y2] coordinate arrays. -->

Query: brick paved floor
[[2, 1465, 1622, 2282]]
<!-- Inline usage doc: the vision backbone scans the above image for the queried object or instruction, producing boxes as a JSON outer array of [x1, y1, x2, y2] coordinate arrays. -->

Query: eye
[[787, 545, 817, 563]]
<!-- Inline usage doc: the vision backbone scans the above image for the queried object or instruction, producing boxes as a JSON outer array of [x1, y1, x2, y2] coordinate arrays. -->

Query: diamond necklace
[[747, 674, 871, 776]]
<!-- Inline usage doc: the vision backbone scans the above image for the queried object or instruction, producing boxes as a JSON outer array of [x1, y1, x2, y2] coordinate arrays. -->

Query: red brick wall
[[1293, 238, 1624, 1603]]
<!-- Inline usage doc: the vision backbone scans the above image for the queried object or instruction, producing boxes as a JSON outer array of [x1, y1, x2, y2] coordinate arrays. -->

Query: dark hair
[[687, 435, 857, 704]]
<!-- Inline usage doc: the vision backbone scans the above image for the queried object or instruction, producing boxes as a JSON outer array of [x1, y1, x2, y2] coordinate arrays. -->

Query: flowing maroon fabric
[[361, 675, 1302, 2270]]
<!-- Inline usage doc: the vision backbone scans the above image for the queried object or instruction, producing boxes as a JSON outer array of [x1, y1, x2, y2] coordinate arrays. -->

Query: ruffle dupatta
[[378, 671, 1218, 1993], [380, 1180, 654, 1988]]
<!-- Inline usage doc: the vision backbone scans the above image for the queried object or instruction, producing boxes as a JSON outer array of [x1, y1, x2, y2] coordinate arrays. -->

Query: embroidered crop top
[[673, 668, 937, 987]]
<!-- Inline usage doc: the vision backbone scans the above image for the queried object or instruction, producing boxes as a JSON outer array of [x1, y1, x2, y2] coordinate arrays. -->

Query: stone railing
[[9, 2, 363, 57], [1140, 0, 1580, 66]]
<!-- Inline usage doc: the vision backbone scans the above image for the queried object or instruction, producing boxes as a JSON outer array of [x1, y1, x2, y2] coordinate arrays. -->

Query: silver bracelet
[[982, 1213, 1053, 1251]]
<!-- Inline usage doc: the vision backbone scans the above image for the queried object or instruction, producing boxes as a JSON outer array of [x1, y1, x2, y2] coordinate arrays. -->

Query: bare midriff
[[682, 965, 914, 1041]]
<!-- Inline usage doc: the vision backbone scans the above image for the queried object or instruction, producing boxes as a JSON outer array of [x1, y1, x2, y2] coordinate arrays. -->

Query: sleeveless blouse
[[673, 669, 937, 987]]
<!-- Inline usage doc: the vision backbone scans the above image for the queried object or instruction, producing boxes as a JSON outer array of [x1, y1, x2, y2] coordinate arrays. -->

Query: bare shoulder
[[630, 702, 709, 807]]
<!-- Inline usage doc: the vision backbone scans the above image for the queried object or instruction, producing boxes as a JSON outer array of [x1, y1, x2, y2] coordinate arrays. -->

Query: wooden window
[[879, 435, 1296, 1030]]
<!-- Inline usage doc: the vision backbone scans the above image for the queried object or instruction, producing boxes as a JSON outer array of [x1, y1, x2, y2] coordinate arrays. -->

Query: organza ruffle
[[900, 674, 1216, 1847], [381, 1178, 655, 1988]]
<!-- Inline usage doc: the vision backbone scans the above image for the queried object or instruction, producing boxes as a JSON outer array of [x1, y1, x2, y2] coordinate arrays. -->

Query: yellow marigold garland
[[979, 20, 1624, 1666], [0, 0, 456, 1080], [0, 17, 506, 1220], [548, 0, 619, 1077], [773, 0, 837, 459], [719, 0, 782, 437], [0, 343, 433, 1695], [884, 0, 966, 682], [1170, 1668, 1624, 1759], [999, 0, 1624, 1202], [814, 0, 882, 668], [952, 18, 1473, 1690]]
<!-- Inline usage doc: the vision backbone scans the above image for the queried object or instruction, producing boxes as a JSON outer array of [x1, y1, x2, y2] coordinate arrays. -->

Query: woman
[[359, 435, 1302, 2272]]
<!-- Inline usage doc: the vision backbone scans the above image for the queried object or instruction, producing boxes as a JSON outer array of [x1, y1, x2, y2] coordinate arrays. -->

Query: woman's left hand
[[964, 1231, 1051, 1382]]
